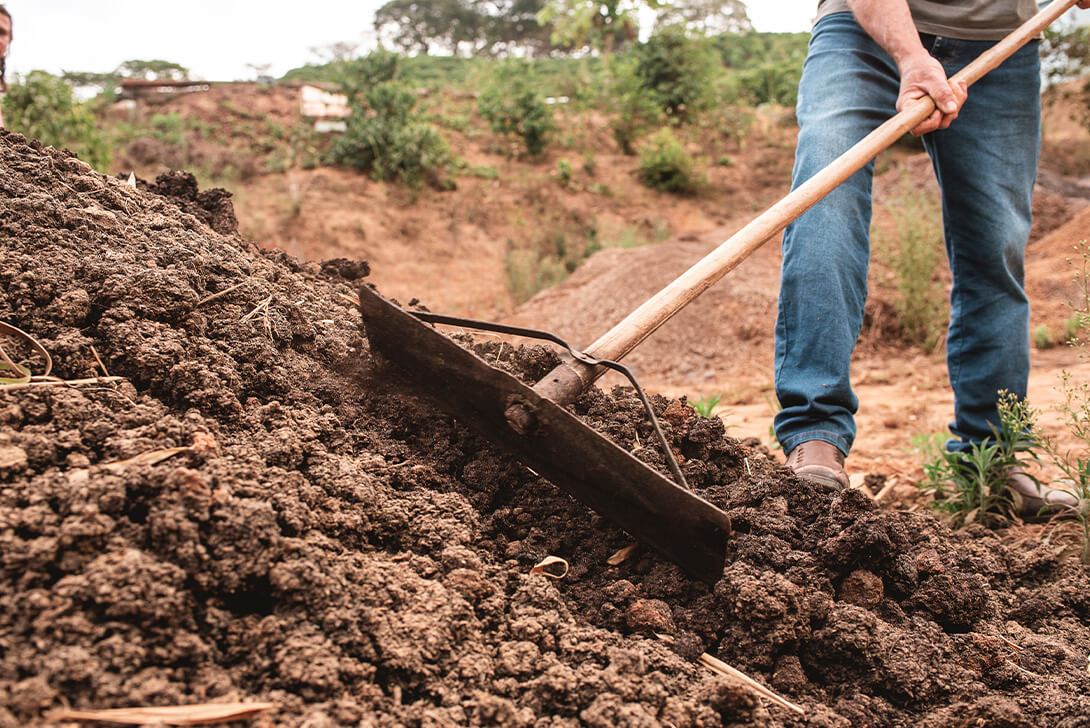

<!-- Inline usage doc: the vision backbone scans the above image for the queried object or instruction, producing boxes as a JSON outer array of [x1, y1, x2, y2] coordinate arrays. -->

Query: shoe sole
[[795, 468, 848, 492]]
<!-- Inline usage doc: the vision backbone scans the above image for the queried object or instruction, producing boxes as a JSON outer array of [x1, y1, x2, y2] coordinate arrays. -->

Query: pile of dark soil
[[2, 129, 1090, 728]]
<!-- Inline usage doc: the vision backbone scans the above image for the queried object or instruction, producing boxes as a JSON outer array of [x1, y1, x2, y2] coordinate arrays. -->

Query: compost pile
[[2, 130, 1090, 728]]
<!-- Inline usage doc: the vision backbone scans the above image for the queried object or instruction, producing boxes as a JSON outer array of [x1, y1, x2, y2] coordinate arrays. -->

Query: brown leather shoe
[[785, 440, 849, 491], [1007, 466, 1078, 521]]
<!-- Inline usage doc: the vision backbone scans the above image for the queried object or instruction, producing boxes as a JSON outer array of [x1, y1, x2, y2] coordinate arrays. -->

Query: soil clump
[[2, 129, 1090, 728]]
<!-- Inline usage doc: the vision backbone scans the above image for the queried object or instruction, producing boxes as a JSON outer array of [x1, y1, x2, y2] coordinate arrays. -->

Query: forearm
[[847, 0, 929, 70]]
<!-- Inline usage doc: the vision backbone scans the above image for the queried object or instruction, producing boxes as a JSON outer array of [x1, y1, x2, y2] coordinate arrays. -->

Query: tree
[[374, 0, 485, 55], [537, 0, 664, 55], [374, 0, 558, 57], [477, 0, 555, 56], [1041, 23, 1090, 127], [116, 59, 190, 81], [61, 70, 122, 98], [654, 0, 751, 35], [2, 71, 111, 170]]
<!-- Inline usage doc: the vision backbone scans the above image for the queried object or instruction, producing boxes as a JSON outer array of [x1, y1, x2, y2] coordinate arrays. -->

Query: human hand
[[1079, 0, 1090, 9], [897, 53, 968, 136]]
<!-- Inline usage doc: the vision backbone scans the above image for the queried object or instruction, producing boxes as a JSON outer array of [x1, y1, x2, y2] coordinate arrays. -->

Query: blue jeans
[[774, 12, 1041, 456]]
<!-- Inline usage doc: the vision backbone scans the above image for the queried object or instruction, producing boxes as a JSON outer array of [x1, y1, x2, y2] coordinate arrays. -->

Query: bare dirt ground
[[2, 81, 1090, 727], [196, 83, 1089, 495]]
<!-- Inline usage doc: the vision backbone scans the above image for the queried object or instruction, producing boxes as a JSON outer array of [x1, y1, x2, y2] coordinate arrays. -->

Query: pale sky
[[2, 1, 819, 82]]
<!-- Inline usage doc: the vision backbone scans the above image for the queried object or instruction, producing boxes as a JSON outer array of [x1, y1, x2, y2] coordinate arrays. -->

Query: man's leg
[[923, 39, 1073, 515], [774, 13, 901, 465], [920, 38, 1040, 449]]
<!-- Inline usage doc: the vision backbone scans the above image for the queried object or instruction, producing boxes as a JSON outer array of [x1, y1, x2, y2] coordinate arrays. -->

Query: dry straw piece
[[46, 701, 276, 725], [0, 319, 53, 383], [656, 634, 805, 716], [529, 555, 570, 579], [607, 543, 638, 565]]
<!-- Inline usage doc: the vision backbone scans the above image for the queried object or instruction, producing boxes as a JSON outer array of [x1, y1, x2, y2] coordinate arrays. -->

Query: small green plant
[[582, 152, 597, 177], [504, 246, 569, 304], [637, 127, 704, 194], [460, 164, 498, 179], [1063, 313, 1083, 345], [478, 61, 554, 157], [873, 177, 947, 349], [556, 158, 573, 187], [918, 394, 1035, 527], [689, 393, 722, 418], [1025, 241, 1090, 560], [764, 392, 782, 451], [1034, 324, 1054, 350]]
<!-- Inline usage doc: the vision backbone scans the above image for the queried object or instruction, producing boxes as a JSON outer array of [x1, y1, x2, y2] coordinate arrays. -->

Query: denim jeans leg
[[920, 39, 1041, 451], [774, 13, 900, 457]]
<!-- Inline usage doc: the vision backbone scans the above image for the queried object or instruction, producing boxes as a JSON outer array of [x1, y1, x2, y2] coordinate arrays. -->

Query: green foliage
[[922, 244, 1090, 549], [539, 0, 661, 55], [873, 179, 947, 350], [1034, 324, 1054, 350], [326, 78, 453, 189], [505, 245, 571, 303], [376, 0, 554, 57], [653, 0, 750, 35], [713, 32, 807, 106], [2, 71, 111, 170], [637, 127, 703, 194], [607, 57, 662, 155], [689, 392, 722, 418], [918, 395, 1032, 528], [1042, 23, 1090, 87], [478, 61, 554, 156], [581, 152, 597, 176], [334, 50, 401, 106], [117, 59, 189, 80], [734, 62, 801, 106], [632, 24, 720, 118], [713, 31, 808, 69], [556, 158, 573, 186]]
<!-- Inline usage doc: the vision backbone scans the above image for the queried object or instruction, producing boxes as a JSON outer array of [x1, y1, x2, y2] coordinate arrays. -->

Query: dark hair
[[0, 4, 10, 93]]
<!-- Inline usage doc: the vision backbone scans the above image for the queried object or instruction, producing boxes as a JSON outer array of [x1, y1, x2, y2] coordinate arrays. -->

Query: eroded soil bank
[[2, 130, 1089, 727]]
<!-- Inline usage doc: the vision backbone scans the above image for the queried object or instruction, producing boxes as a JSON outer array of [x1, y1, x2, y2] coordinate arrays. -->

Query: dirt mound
[[3, 129, 1090, 727]]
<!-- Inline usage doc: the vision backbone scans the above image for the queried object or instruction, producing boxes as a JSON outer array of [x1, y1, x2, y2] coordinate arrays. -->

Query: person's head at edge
[[0, 4, 11, 93]]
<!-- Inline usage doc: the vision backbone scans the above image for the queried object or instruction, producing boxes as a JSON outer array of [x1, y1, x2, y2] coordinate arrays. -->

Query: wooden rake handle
[[580, 0, 1078, 370]]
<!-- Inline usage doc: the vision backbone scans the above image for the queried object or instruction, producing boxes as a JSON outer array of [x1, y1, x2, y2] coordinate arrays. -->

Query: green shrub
[[556, 158, 573, 187], [637, 127, 704, 194], [607, 57, 663, 155], [478, 61, 554, 156], [326, 80, 452, 189], [1034, 324, 1054, 350], [873, 179, 947, 349], [3, 71, 111, 170], [632, 25, 720, 118], [734, 62, 802, 106], [918, 392, 1034, 527]]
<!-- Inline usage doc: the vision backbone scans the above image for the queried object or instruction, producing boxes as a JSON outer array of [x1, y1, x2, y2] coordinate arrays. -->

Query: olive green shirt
[[814, 0, 1038, 40]]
